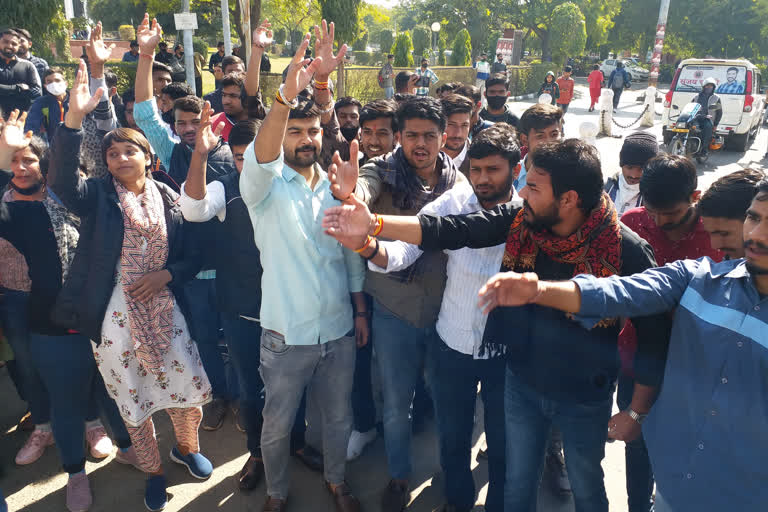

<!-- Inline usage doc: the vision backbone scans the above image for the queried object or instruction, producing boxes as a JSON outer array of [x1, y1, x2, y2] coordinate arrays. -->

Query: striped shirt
[[715, 80, 744, 94], [415, 67, 439, 96], [370, 182, 520, 357], [574, 257, 768, 511]]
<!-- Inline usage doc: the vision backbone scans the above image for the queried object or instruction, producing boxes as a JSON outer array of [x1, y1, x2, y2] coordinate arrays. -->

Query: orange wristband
[[354, 235, 374, 253], [372, 214, 383, 237]]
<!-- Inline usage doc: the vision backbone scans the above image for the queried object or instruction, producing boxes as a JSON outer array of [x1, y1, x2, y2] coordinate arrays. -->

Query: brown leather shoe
[[326, 481, 361, 512], [238, 455, 264, 491], [263, 496, 287, 512]]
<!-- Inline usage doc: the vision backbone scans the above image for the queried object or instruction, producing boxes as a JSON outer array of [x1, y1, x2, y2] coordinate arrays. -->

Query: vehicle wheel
[[662, 130, 673, 146], [669, 137, 685, 156], [726, 132, 750, 152], [695, 152, 710, 164]]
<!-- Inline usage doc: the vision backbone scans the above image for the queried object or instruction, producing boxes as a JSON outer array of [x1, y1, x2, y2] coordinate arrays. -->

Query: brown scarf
[[115, 178, 174, 375]]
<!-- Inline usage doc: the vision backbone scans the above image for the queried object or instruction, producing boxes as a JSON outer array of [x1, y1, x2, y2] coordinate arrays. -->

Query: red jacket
[[588, 70, 604, 89], [555, 76, 574, 104]]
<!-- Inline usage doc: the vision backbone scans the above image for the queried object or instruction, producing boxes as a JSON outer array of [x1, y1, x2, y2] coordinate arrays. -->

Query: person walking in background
[[538, 71, 559, 105], [474, 53, 491, 95], [555, 66, 575, 113], [608, 61, 631, 111], [587, 64, 604, 112], [415, 58, 438, 96], [491, 53, 507, 76], [122, 40, 140, 62], [379, 54, 395, 99]]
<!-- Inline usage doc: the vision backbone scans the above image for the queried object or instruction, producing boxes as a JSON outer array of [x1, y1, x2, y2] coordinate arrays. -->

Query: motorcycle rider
[[693, 77, 722, 157]]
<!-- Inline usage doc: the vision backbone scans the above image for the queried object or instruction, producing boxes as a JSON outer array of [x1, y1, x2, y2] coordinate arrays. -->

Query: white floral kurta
[[93, 279, 212, 427]]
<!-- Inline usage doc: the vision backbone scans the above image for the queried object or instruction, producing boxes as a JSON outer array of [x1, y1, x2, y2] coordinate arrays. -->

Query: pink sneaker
[[114, 446, 145, 472], [66, 472, 92, 512], [86, 426, 113, 459], [15, 429, 54, 465]]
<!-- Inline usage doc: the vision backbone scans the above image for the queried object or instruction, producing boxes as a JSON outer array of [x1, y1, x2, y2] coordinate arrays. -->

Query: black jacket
[[418, 204, 671, 403], [48, 127, 204, 344]]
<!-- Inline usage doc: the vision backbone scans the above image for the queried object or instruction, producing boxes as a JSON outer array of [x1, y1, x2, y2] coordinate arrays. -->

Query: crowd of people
[[0, 14, 766, 512]]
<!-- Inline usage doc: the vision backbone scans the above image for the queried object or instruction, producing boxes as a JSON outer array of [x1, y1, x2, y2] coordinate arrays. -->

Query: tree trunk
[[232, 1, 245, 49], [539, 30, 552, 62]]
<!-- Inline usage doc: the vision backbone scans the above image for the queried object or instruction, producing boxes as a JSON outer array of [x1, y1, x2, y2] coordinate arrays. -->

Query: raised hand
[[0, 110, 32, 169], [477, 271, 540, 314], [327, 139, 359, 200], [252, 19, 273, 49], [282, 34, 323, 102], [136, 13, 163, 56], [313, 20, 348, 78], [322, 194, 374, 251], [86, 21, 116, 67], [64, 60, 105, 130], [194, 101, 224, 155]]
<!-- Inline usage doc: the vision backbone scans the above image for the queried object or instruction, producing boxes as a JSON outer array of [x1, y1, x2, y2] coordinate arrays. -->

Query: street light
[[431, 22, 441, 65]]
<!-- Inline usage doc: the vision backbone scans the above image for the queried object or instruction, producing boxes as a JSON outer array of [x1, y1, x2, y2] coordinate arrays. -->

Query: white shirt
[[179, 180, 227, 222], [452, 142, 468, 170], [370, 181, 522, 358]]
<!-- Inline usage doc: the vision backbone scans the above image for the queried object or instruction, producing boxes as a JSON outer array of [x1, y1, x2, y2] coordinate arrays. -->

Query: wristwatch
[[627, 408, 648, 424]]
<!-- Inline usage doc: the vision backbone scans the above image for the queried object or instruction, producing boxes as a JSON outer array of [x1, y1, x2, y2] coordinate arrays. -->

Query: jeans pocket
[[260, 331, 292, 355]]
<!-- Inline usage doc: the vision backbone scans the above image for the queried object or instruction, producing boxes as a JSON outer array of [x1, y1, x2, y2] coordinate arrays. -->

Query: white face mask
[[46, 81, 67, 97]]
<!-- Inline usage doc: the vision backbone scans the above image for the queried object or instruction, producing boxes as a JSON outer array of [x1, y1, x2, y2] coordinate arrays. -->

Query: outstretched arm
[[135, 14, 162, 104], [245, 20, 271, 98]]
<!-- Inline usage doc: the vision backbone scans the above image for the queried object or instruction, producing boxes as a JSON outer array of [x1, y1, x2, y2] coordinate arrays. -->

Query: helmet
[[702, 77, 717, 89]]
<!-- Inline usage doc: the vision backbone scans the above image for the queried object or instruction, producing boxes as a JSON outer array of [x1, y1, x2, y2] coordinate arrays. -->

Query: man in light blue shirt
[[239, 30, 368, 512]]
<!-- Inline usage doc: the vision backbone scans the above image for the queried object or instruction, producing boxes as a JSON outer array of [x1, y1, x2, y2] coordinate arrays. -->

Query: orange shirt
[[588, 70, 604, 89], [556, 76, 574, 104]]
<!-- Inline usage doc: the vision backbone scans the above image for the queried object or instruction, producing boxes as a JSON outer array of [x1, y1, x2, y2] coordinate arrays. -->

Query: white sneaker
[[346, 429, 377, 461]]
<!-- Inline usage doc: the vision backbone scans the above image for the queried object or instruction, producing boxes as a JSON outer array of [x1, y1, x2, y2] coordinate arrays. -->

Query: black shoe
[[439, 505, 471, 512], [293, 444, 324, 472], [476, 447, 488, 461], [203, 398, 228, 431], [238, 455, 264, 491], [232, 402, 246, 434], [544, 452, 572, 496], [381, 479, 409, 512]]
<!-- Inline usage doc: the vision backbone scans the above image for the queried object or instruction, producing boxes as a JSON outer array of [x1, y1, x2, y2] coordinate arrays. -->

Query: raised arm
[[135, 14, 161, 104], [245, 20, 271, 97], [0, 110, 32, 169], [313, 20, 348, 125], [85, 22, 118, 133]]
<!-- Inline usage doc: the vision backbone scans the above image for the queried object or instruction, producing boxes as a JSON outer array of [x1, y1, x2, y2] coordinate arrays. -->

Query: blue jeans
[[372, 299, 433, 480], [617, 374, 655, 512], [385, 86, 394, 99], [504, 369, 612, 512], [29, 333, 130, 473], [259, 331, 355, 499], [693, 117, 713, 153], [183, 278, 233, 401], [427, 335, 506, 511]]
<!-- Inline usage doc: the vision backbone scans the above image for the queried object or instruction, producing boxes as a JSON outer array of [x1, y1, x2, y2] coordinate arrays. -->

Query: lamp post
[[431, 22, 441, 66]]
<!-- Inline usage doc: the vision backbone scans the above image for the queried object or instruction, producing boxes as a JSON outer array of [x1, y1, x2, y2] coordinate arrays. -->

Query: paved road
[[2, 82, 766, 512]]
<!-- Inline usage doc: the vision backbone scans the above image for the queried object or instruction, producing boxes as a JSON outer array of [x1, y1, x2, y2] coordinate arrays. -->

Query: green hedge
[[507, 63, 553, 97], [52, 62, 138, 96]]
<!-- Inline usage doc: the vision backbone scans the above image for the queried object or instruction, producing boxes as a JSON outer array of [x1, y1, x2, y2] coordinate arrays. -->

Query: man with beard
[[335, 96, 362, 144], [239, 30, 367, 512], [210, 73, 250, 142], [440, 93, 474, 176], [12, 28, 49, 83], [323, 138, 669, 512], [358, 99, 397, 163], [699, 168, 764, 259], [327, 95, 466, 512], [454, 84, 493, 139], [158, 81, 194, 134], [0, 29, 41, 116], [479, 74, 519, 127], [330, 123, 518, 511], [204, 55, 246, 113], [604, 132, 659, 216], [468, 178, 768, 512], [133, 14, 237, 432]]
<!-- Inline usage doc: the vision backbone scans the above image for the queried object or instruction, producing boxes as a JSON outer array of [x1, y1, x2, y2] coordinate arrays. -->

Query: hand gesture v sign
[[313, 20, 348, 80], [282, 34, 323, 102], [64, 60, 105, 130]]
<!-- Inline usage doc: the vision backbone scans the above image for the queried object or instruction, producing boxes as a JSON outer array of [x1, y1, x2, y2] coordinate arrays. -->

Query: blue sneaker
[[169, 446, 213, 479], [144, 475, 167, 511]]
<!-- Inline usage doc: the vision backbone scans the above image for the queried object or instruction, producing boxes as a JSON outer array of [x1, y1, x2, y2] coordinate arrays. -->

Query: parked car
[[661, 58, 765, 151], [600, 58, 650, 81]]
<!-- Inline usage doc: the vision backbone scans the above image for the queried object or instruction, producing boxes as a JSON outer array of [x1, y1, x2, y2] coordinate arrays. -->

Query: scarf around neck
[[114, 178, 175, 375], [614, 172, 642, 216], [375, 147, 458, 211]]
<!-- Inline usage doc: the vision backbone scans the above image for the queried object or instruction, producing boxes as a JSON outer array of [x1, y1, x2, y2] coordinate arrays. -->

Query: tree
[[438, 32, 447, 65], [412, 25, 432, 59], [379, 29, 395, 53], [3, 0, 71, 60], [262, 0, 320, 51], [353, 30, 369, 51], [392, 31, 414, 67], [273, 27, 287, 44], [550, 2, 586, 67], [450, 28, 472, 66], [319, 0, 361, 97]]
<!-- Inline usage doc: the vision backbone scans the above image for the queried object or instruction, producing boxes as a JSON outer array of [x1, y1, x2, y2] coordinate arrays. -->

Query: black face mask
[[340, 125, 359, 142], [486, 96, 507, 110], [10, 180, 44, 196]]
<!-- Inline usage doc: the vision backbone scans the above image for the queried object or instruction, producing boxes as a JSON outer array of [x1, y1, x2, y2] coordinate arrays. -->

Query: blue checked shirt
[[573, 257, 768, 512], [716, 80, 744, 94], [415, 67, 439, 96]]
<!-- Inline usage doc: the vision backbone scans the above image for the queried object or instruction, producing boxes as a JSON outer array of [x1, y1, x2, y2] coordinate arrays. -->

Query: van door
[[672, 64, 746, 128]]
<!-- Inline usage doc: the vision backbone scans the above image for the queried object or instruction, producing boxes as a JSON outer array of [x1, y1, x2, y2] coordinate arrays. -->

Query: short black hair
[[0, 29, 20, 39], [130, 40, 139, 47], [593, 64, 600, 70], [27, 135, 50, 177], [395, 71, 413, 92], [640, 154, 697, 208], [387, 54, 394, 58], [421, 58, 428, 64], [217, 41, 225, 47], [104, 70, 118, 89], [727, 66, 739, 74], [43, 67, 64, 81], [395, 96, 446, 133], [229, 119, 261, 147], [393, 92, 416, 104], [529, 139, 603, 214], [220, 72, 245, 90], [334, 96, 362, 112], [564, 66, 572, 73], [699, 168, 764, 219], [467, 123, 520, 171], [221, 55, 244, 73], [359, 99, 398, 132], [159, 41, 168, 49], [435, 82, 460, 96], [518, 103, 563, 135], [454, 84, 482, 105], [173, 95, 204, 116], [485, 74, 509, 91], [440, 94, 474, 118], [152, 61, 173, 76], [174, 43, 183, 51], [12, 28, 31, 41], [162, 82, 194, 100], [121, 88, 136, 105], [288, 96, 321, 120]]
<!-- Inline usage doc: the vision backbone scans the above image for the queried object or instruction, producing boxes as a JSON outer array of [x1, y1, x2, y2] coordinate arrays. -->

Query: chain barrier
[[610, 104, 650, 129]]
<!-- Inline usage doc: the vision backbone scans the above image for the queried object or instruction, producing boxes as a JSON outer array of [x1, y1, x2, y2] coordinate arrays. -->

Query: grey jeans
[[259, 330, 356, 499]]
